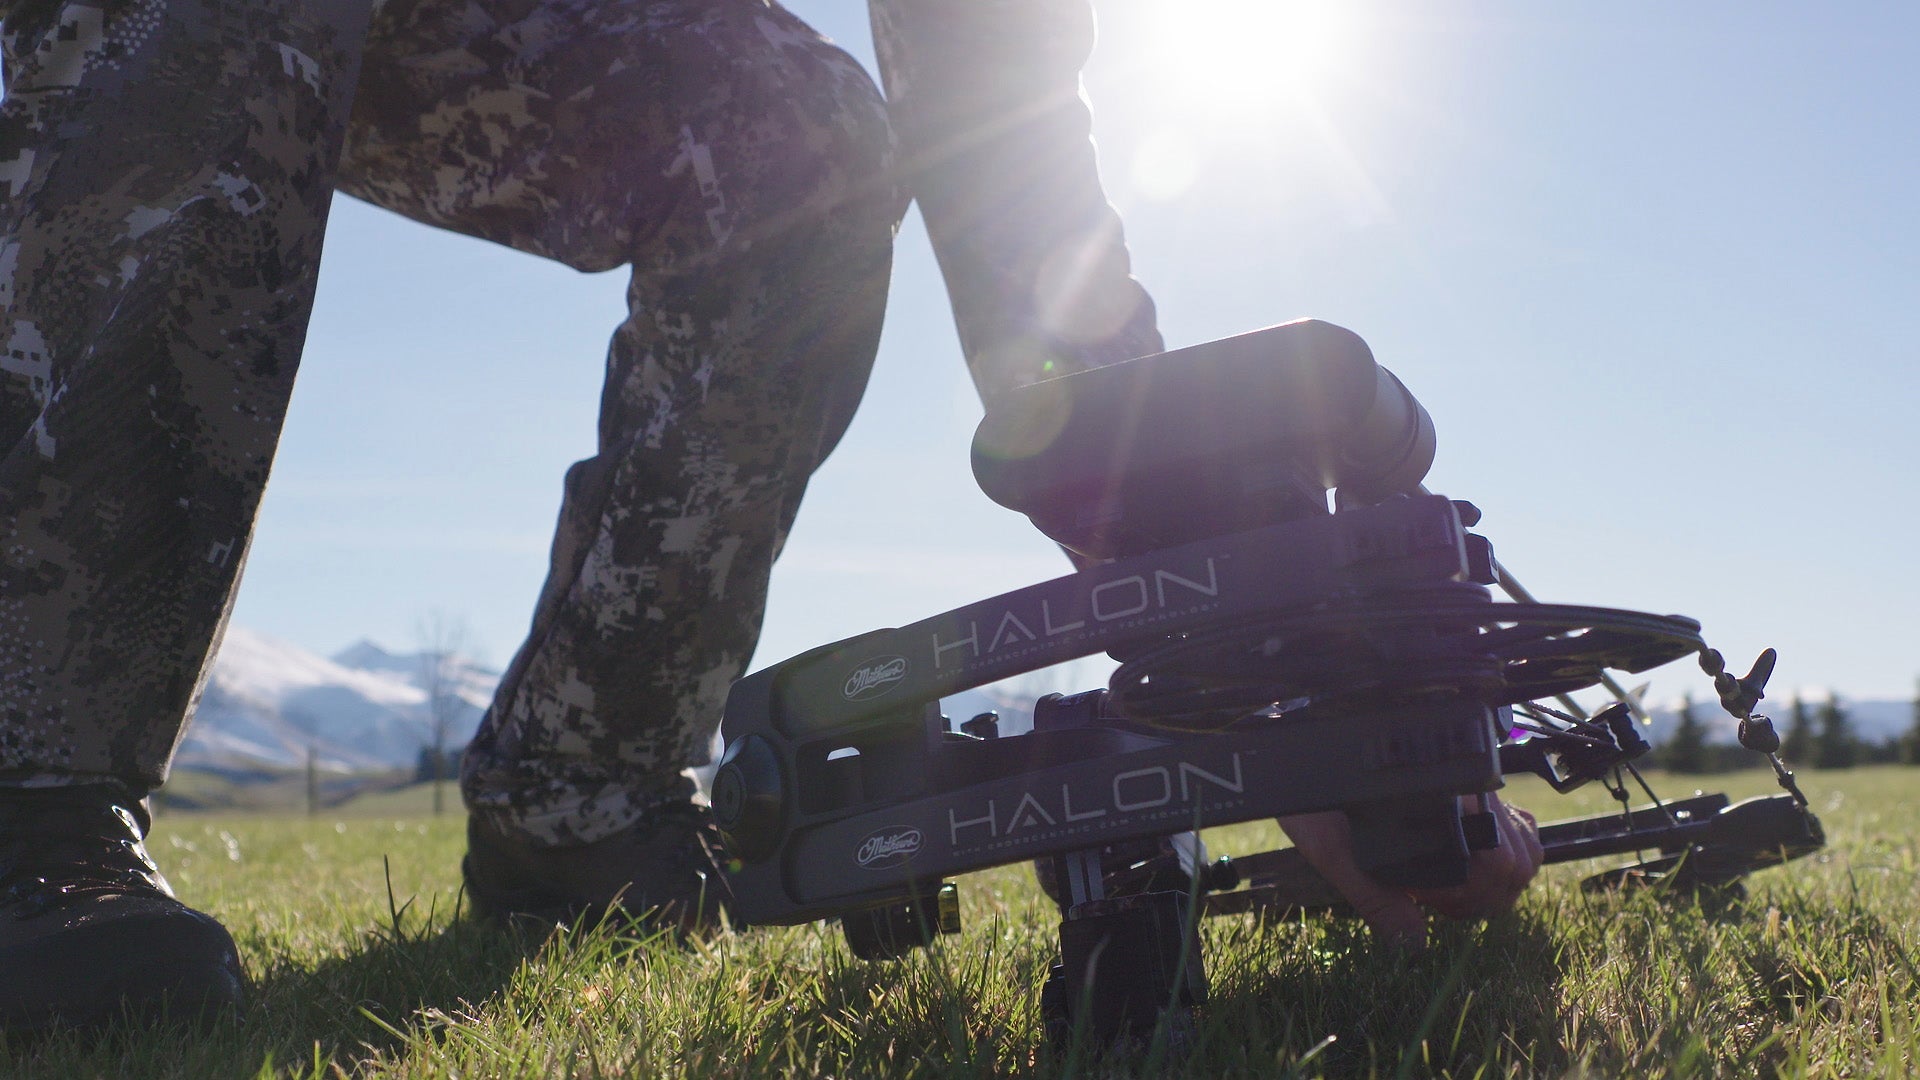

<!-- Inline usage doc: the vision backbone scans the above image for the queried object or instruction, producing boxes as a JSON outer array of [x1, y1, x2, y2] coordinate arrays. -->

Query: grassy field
[[3, 767, 1915, 1078]]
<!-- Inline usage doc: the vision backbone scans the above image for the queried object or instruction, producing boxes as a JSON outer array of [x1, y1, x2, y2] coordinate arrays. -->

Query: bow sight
[[711, 319, 1824, 1043]]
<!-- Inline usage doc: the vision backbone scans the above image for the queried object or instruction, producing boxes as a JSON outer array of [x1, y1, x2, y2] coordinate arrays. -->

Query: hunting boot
[[463, 801, 735, 935], [0, 783, 247, 1032]]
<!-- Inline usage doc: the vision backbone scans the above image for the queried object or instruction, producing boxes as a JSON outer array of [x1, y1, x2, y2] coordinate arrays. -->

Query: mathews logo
[[843, 655, 909, 701], [854, 827, 923, 869]]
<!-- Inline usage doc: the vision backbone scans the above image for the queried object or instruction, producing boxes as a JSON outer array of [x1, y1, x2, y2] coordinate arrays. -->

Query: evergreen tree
[[1904, 677, 1920, 767], [1781, 694, 1814, 763], [1663, 692, 1708, 773], [1866, 735, 1901, 765], [1814, 693, 1859, 769]]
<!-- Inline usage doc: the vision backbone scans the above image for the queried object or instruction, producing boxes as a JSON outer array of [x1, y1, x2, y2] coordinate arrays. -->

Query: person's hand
[[1276, 794, 1543, 949]]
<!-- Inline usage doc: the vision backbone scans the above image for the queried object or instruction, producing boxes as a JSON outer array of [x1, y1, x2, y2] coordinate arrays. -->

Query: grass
[[3, 767, 1916, 1078]]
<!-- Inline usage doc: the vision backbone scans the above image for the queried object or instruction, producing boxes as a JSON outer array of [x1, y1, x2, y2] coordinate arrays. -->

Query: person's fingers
[[1277, 811, 1427, 949], [1508, 802, 1544, 882], [1493, 803, 1535, 904], [1517, 804, 1544, 867], [1278, 796, 1546, 939], [1348, 886, 1428, 951], [1410, 795, 1542, 920]]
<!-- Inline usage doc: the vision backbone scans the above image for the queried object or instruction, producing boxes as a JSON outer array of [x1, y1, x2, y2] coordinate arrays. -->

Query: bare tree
[[416, 612, 471, 816]]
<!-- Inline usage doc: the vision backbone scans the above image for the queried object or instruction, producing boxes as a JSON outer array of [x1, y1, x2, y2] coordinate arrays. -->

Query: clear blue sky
[[233, 1, 1919, 708]]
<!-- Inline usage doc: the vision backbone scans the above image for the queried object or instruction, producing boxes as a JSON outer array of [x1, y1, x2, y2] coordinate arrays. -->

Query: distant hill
[[178, 628, 497, 775], [1642, 694, 1913, 746]]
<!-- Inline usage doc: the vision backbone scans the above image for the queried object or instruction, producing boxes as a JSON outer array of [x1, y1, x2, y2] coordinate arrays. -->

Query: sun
[[1145, 0, 1355, 114], [1123, 0, 1365, 202]]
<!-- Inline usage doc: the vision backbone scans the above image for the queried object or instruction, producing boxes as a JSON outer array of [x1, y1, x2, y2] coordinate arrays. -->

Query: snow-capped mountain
[[177, 628, 498, 774]]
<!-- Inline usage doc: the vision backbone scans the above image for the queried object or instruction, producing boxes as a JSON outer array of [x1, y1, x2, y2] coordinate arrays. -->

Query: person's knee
[[344, 0, 901, 273], [658, 6, 903, 263]]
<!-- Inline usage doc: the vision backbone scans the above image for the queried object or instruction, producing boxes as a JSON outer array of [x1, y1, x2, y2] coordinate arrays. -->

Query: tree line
[[1654, 678, 1920, 773]]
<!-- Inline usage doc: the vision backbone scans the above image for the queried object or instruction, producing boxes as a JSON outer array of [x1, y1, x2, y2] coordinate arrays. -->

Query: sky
[[230, 1, 1919, 711]]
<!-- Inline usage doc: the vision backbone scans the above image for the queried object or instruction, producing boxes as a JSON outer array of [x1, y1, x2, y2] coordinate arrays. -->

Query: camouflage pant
[[0, 0, 902, 845]]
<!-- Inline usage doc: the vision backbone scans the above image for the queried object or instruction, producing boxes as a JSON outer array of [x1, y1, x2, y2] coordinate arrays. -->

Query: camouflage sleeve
[[868, 0, 1163, 402]]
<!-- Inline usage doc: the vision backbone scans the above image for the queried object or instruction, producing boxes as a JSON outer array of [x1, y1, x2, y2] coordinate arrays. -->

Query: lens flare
[[1148, 0, 1354, 115]]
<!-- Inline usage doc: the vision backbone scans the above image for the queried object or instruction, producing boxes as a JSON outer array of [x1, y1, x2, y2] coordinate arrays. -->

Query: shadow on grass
[[670, 908, 1575, 1079], [673, 919, 1050, 1078], [1193, 911, 1571, 1078], [0, 888, 541, 1079], [248, 908, 536, 1063]]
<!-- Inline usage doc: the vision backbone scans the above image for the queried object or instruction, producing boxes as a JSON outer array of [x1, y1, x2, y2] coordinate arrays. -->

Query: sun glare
[[1125, 0, 1381, 211], [1149, 0, 1354, 113]]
